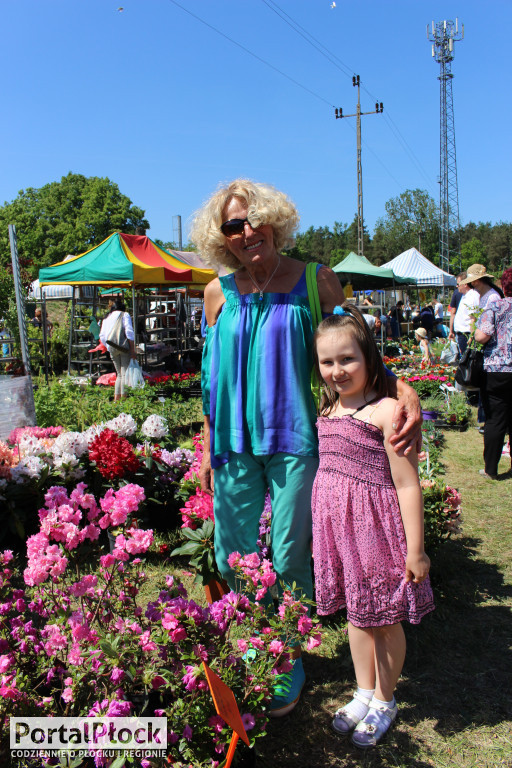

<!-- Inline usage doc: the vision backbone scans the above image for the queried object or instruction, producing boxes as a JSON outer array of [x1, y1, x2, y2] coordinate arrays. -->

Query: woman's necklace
[[246, 256, 281, 300]]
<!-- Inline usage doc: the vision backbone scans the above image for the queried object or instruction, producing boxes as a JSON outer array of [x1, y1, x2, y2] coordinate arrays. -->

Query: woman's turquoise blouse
[[201, 271, 317, 468]]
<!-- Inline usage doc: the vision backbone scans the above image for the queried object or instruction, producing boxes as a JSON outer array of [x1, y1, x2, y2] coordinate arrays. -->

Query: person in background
[[0, 321, 11, 357], [474, 268, 512, 479], [434, 298, 444, 320], [459, 264, 504, 311], [99, 298, 137, 402], [416, 304, 435, 337], [414, 327, 433, 366], [387, 301, 405, 338], [362, 312, 376, 332], [448, 274, 463, 327], [448, 272, 480, 356], [459, 264, 504, 429], [31, 307, 53, 336]]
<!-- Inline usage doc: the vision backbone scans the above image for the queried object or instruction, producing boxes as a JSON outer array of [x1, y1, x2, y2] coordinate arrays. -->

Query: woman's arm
[[204, 278, 226, 326], [316, 267, 346, 313], [379, 403, 430, 583], [199, 416, 214, 496], [474, 329, 491, 344], [123, 313, 137, 359]]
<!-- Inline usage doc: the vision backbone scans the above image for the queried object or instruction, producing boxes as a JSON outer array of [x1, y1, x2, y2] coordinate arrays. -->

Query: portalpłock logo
[[10, 717, 167, 759]]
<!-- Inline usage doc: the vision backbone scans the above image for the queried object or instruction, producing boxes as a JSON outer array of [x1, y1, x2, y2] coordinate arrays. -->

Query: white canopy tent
[[29, 279, 95, 300], [382, 248, 457, 288]]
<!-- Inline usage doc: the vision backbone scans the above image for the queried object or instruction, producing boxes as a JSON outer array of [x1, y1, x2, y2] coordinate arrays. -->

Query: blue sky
[[2, 0, 511, 248]]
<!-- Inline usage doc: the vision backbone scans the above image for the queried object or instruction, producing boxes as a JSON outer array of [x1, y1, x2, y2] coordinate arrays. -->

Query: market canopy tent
[[382, 248, 457, 288], [331, 251, 415, 290], [39, 232, 216, 288], [29, 279, 95, 300]]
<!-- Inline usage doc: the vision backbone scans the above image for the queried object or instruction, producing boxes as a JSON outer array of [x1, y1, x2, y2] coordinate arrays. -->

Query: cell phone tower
[[427, 19, 464, 273]]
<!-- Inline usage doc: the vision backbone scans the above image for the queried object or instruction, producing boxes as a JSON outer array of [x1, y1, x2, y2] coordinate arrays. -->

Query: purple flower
[[241, 713, 256, 731]]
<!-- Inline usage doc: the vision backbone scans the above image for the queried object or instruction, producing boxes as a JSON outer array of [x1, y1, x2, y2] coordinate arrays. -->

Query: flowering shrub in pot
[[0, 414, 196, 547], [0, 479, 322, 767]]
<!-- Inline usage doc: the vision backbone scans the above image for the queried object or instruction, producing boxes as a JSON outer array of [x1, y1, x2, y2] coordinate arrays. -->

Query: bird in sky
[[331, 2, 336, 7]]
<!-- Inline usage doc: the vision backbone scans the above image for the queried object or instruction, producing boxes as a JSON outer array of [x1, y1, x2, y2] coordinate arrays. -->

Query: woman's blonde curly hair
[[189, 179, 300, 271]]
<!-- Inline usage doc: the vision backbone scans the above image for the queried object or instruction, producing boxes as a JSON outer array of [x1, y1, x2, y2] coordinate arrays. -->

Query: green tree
[[458, 237, 488, 273], [288, 221, 350, 265], [344, 215, 373, 261], [373, 189, 439, 264], [0, 173, 149, 278]]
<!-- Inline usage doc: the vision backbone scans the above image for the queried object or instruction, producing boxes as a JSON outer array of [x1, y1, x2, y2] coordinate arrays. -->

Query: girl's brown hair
[[313, 304, 387, 415]]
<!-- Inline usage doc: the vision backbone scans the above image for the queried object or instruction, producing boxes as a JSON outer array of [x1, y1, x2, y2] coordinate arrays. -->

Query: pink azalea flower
[[297, 616, 313, 635]]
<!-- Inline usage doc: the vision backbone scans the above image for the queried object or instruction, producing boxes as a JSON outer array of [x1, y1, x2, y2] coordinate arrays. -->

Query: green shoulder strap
[[305, 262, 322, 409], [305, 262, 322, 330]]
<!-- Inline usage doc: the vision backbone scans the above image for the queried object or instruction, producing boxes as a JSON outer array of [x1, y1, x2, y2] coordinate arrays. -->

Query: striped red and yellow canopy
[[39, 232, 216, 288]]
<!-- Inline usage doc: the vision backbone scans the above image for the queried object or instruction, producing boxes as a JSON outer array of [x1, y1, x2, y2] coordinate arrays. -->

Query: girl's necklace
[[246, 256, 281, 300]]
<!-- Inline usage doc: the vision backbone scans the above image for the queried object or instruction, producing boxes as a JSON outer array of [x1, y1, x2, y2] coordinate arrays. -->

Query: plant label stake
[[202, 662, 250, 767]]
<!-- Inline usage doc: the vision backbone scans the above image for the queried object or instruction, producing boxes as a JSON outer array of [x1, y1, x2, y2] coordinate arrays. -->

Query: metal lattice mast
[[335, 75, 383, 258], [427, 19, 464, 273]]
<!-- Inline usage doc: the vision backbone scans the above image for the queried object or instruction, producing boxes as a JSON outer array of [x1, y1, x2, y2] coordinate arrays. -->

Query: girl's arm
[[376, 401, 430, 583]]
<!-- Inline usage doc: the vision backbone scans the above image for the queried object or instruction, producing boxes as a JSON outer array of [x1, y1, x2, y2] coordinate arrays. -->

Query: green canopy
[[331, 252, 415, 290]]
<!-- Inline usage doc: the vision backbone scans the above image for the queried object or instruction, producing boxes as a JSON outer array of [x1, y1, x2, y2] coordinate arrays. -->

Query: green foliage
[[458, 220, 512, 274], [33, 377, 203, 435], [0, 173, 150, 278], [373, 188, 439, 264], [457, 236, 488, 273], [171, 519, 221, 586], [440, 391, 471, 425], [420, 394, 444, 412]]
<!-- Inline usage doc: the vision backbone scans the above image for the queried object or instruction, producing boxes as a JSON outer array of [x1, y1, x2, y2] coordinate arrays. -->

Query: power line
[[260, 0, 354, 78], [261, 0, 437, 193], [167, 0, 334, 108], [168, 0, 437, 201]]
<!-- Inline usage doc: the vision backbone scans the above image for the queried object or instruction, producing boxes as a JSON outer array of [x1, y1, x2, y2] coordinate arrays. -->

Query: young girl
[[312, 306, 434, 749], [415, 327, 433, 366]]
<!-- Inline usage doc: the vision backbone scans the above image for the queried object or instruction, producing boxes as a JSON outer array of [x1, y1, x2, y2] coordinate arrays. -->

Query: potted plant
[[440, 391, 471, 429], [420, 394, 444, 421]]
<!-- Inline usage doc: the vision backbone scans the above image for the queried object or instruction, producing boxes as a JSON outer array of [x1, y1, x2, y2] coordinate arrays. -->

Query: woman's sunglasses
[[220, 218, 258, 238]]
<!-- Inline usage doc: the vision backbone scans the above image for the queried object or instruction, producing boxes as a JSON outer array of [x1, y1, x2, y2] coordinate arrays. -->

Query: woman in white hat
[[415, 327, 432, 367], [458, 264, 503, 311]]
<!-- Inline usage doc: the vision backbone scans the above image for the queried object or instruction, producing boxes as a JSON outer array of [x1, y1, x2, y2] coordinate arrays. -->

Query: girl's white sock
[[343, 687, 375, 722]]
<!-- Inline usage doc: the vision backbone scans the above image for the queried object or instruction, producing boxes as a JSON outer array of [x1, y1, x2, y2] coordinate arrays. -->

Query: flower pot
[[204, 578, 229, 604], [421, 409, 438, 421]]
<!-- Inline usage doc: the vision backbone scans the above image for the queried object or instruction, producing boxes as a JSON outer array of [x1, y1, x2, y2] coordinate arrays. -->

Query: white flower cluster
[[53, 431, 89, 458], [3, 410, 173, 487], [104, 413, 137, 437], [141, 414, 169, 439], [18, 435, 47, 457], [10, 455, 47, 483]]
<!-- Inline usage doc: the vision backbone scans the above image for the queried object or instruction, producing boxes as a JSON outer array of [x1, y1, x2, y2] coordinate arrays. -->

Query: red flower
[[89, 429, 140, 479]]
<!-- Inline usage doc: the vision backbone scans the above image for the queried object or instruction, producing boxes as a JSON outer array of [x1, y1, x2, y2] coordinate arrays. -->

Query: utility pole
[[335, 75, 383, 258], [427, 19, 464, 273], [172, 215, 183, 251]]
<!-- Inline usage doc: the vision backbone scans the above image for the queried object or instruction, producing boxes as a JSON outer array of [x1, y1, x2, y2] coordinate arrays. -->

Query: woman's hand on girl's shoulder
[[371, 397, 401, 436]]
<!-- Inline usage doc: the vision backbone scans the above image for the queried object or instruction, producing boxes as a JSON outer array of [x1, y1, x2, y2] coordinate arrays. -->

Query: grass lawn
[[155, 418, 511, 767]]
